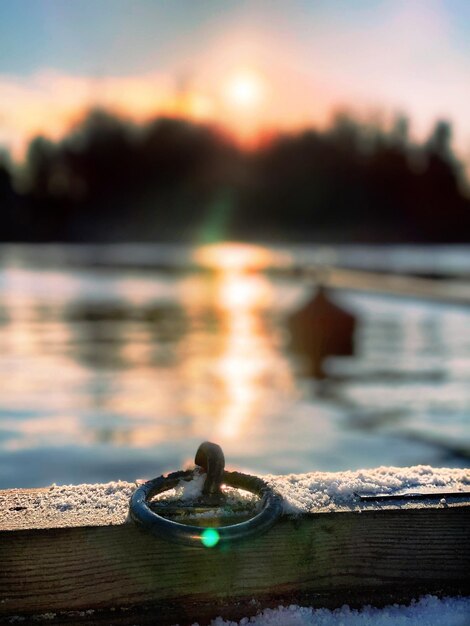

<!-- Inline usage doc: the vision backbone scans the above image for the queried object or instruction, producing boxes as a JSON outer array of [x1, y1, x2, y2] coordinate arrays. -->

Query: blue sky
[[1, 0, 469, 76], [0, 0, 469, 164]]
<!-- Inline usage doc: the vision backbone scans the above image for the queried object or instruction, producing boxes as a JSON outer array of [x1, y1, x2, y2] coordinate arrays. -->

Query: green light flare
[[201, 528, 220, 548]]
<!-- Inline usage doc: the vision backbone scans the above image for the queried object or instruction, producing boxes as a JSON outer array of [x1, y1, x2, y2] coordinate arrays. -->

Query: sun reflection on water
[[215, 304, 269, 440], [0, 245, 293, 463], [179, 243, 292, 444], [199, 244, 282, 441], [2, 245, 468, 489]]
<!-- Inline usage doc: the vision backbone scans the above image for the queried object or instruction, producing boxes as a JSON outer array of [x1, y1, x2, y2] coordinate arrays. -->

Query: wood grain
[[0, 488, 469, 625]]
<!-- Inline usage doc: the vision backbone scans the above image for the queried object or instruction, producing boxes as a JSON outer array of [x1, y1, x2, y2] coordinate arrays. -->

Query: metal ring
[[129, 469, 282, 547]]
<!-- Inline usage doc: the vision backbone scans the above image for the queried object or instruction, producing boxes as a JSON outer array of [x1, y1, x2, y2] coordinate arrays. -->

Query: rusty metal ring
[[129, 468, 282, 548]]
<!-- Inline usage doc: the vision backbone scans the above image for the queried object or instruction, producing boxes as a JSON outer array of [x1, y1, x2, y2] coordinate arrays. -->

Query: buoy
[[288, 285, 356, 378]]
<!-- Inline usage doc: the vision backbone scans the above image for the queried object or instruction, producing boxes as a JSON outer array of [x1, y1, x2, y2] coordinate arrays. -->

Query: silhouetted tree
[[0, 109, 468, 243], [0, 158, 22, 239]]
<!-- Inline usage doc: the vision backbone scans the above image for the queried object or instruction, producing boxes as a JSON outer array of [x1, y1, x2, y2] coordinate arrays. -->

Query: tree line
[[0, 109, 469, 242]]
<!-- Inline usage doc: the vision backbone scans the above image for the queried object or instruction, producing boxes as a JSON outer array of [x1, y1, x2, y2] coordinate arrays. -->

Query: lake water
[[0, 244, 469, 489]]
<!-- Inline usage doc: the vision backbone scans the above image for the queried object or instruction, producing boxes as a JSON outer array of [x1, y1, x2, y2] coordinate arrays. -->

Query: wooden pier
[[1, 477, 469, 625]]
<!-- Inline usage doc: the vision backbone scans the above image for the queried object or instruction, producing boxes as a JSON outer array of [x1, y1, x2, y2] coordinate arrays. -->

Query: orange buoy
[[288, 286, 356, 378]]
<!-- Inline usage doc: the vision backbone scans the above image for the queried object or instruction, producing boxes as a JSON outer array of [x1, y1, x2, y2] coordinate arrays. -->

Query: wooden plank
[[317, 267, 470, 305], [0, 484, 136, 531], [0, 485, 469, 625]]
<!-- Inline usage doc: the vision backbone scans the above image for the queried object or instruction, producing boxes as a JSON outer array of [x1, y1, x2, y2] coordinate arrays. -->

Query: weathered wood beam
[[0, 483, 469, 625], [320, 267, 470, 304]]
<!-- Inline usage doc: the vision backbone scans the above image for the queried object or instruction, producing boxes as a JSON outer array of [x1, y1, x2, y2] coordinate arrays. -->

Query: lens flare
[[201, 528, 220, 548]]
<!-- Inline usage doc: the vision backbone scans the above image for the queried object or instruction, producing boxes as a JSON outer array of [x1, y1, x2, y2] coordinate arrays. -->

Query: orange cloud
[[0, 59, 341, 161], [1, 4, 470, 178], [0, 70, 217, 160]]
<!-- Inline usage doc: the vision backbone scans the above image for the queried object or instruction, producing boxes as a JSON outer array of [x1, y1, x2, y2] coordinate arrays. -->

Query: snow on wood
[[268, 465, 470, 514], [0, 466, 469, 624], [1, 465, 468, 531]]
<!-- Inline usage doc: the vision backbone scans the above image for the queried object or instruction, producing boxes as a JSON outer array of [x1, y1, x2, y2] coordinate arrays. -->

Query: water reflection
[[214, 271, 288, 440], [0, 245, 468, 488], [1, 251, 291, 456], [176, 269, 293, 448]]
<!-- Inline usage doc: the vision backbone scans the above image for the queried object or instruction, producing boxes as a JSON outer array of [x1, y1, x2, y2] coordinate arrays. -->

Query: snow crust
[[2, 465, 468, 531], [172, 465, 470, 515], [1, 480, 136, 530], [194, 596, 470, 626], [47, 480, 135, 514], [267, 465, 470, 514], [42, 465, 470, 517], [157, 470, 259, 512]]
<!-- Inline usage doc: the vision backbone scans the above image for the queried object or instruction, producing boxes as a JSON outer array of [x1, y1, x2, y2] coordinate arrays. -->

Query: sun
[[224, 69, 266, 109]]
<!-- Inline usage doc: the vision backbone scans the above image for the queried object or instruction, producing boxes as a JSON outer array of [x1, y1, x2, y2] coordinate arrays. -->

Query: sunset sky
[[1, 0, 470, 165]]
